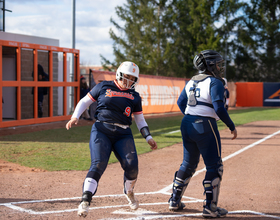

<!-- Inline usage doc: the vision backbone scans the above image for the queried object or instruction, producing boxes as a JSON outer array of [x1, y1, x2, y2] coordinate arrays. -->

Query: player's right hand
[[148, 138, 158, 150], [231, 129, 237, 140], [66, 117, 79, 130]]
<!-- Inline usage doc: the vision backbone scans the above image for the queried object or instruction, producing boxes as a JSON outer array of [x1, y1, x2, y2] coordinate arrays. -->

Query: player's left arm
[[134, 113, 157, 150], [211, 79, 237, 140]]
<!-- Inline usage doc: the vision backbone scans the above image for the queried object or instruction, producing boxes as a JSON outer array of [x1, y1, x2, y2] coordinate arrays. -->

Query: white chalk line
[[106, 209, 280, 220], [0, 193, 203, 215], [166, 129, 180, 134], [0, 193, 202, 206], [1, 129, 280, 219]]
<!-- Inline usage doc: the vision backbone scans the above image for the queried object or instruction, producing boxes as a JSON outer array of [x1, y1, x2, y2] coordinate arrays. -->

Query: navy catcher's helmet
[[193, 50, 225, 79]]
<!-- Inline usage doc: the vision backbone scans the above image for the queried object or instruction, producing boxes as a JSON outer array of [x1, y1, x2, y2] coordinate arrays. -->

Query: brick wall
[[20, 49, 59, 119], [21, 49, 34, 119]]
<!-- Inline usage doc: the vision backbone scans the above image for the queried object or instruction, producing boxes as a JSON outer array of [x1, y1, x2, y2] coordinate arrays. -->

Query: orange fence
[[91, 70, 188, 114], [235, 82, 263, 107], [0, 39, 80, 128]]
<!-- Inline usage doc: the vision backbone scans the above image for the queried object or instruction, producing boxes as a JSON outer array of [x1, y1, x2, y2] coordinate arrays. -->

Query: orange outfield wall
[[90, 70, 188, 114], [235, 82, 263, 107]]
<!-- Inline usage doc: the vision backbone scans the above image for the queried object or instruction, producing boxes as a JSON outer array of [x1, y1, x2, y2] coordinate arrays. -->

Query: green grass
[[0, 107, 279, 171]]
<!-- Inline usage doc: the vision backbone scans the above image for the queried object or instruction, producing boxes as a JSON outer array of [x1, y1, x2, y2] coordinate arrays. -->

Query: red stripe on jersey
[[133, 111, 143, 115], [87, 93, 96, 101]]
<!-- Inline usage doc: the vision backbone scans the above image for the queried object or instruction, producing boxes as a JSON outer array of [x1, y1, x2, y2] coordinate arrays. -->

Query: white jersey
[[183, 75, 225, 120]]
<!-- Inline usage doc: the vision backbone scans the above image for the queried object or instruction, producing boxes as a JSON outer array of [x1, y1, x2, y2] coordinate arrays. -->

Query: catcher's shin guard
[[203, 163, 223, 207], [203, 177, 221, 206], [169, 172, 191, 211]]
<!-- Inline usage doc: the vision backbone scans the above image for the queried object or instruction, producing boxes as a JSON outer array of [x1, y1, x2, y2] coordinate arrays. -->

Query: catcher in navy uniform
[[168, 50, 237, 218], [66, 61, 157, 217]]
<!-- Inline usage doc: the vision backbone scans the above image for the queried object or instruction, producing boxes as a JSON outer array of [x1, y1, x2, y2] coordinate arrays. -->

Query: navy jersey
[[88, 80, 142, 125]]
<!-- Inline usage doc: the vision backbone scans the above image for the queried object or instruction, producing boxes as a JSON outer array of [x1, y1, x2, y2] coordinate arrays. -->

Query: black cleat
[[169, 198, 185, 211]]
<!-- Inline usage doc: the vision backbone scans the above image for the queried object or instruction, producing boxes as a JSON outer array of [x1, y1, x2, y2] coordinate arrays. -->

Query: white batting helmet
[[116, 61, 139, 89]]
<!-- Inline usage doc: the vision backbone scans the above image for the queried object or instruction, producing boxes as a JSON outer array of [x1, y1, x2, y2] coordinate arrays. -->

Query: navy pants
[[179, 114, 222, 176], [86, 121, 138, 181]]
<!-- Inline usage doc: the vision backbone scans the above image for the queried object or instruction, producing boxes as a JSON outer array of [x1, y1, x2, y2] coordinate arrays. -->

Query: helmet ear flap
[[193, 54, 206, 72]]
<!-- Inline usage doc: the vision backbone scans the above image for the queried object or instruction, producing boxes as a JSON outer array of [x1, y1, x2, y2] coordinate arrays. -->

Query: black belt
[[188, 101, 213, 108]]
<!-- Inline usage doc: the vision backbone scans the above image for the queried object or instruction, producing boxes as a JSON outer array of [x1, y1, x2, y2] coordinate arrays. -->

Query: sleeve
[[177, 86, 188, 114], [71, 95, 94, 119], [210, 79, 235, 131], [133, 93, 143, 115], [88, 82, 102, 101], [134, 113, 153, 142], [226, 89, 230, 98]]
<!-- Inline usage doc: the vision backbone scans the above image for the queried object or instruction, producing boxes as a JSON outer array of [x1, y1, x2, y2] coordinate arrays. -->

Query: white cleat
[[125, 192, 139, 210], [77, 201, 89, 217]]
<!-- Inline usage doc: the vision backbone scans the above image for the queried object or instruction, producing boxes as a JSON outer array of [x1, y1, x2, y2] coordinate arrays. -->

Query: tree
[[102, 0, 280, 81], [101, 0, 223, 78], [233, 0, 280, 82], [100, 0, 172, 76], [214, 0, 245, 80], [165, 0, 223, 78]]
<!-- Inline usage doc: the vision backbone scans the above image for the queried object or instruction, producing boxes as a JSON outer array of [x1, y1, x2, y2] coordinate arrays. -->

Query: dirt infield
[[0, 120, 280, 220]]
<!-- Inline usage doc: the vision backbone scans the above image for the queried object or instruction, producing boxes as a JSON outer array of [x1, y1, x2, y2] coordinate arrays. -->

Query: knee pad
[[123, 162, 138, 180], [122, 153, 138, 180], [177, 166, 196, 180], [206, 160, 223, 179]]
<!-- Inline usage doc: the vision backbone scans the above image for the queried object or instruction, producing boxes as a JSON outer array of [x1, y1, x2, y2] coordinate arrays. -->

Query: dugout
[[0, 32, 80, 128]]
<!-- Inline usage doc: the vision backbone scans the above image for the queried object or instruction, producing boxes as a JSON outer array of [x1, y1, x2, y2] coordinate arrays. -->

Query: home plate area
[[2, 191, 207, 219], [4, 192, 279, 220]]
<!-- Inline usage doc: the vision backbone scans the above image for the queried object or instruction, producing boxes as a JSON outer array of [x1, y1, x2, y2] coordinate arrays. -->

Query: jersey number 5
[[124, 107, 131, 117]]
